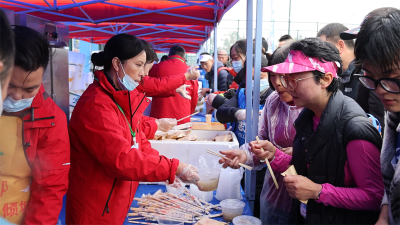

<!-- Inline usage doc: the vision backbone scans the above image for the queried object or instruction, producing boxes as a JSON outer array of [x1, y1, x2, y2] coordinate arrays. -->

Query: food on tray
[[195, 217, 226, 225], [152, 131, 234, 143], [177, 135, 198, 141], [166, 129, 192, 139], [213, 134, 233, 142]]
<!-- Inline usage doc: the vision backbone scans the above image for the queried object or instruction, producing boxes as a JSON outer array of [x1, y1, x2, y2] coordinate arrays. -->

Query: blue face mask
[[232, 60, 244, 73], [251, 79, 270, 92], [260, 79, 270, 92], [3, 95, 35, 113], [117, 60, 139, 91]]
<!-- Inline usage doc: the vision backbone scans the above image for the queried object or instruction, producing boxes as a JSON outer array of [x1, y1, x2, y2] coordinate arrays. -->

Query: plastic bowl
[[165, 184, 185, 195], [220, 199, 245, 222], [157, 218, 184, 225], [233, 215, 262, 225], [190, 184, 213, 202], [197, 168, 221, 191]]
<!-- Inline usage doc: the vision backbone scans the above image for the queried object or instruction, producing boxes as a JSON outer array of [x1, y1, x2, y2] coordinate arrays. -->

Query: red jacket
[[3, 85, 70, 224], [149, 56, 198, 124], [139, 73, 186, 97], [66, 71, 179, 225]]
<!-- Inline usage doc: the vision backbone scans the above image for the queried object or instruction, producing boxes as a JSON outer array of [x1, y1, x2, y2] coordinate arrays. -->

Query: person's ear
[[112, 57, 120, 72], [321, 72, 334, 88], [337, 40, 345, 54]]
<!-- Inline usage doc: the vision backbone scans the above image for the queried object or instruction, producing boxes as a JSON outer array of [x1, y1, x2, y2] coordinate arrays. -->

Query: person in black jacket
[[318, 23, 385, 131], [199, 52, 233, 91], [222, 38, 384, 224], [208, 56, 272, 146], [347, 7, 400, 224]]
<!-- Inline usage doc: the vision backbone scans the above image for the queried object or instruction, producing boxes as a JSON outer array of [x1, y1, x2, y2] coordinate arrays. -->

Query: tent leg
[[213, 23, 218, 92], [244, 0, 255, 215]]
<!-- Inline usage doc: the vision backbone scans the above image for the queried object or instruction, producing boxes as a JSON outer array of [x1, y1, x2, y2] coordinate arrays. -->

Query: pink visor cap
[[261, 50, 340, 78]]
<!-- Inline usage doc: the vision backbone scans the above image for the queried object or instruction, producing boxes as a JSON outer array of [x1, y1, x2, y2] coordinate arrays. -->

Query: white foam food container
[[150, 130, 239, 165]]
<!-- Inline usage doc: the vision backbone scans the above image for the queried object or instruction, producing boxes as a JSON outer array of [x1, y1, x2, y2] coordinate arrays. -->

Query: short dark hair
[[290, 38, 342, 93], [317, 23, 355, 49], [355, 7, 400, 77], [13, 25, 50, 72], [279, 35, 293, 42], [91, 34, 144, 73], [168, 45, 186, 58], [0, 9, 15, 86], [230, 39, 246, 60], [141, 40, 158, 63], [160, 55, 168, 62], [200, 52, 211, 56], [267, 44, 291, 91], [253, 37, 268, 57]]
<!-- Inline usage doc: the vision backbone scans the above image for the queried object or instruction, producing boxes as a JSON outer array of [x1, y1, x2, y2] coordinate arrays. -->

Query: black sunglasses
[[356, 74, 400, 94]]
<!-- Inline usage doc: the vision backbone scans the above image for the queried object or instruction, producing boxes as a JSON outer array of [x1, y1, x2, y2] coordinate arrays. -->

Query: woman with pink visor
[[250, 38, 384, 224]]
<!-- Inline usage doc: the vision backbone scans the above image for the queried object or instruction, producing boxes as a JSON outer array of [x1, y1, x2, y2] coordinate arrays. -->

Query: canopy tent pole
[[213, 23, 218, 92], [244, 0, 256, 213], [252, 0, 263, 140]]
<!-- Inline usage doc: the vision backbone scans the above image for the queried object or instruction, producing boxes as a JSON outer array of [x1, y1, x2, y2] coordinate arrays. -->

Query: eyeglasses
[[279, 75, 317, 90], [357, 75, 400, 94]]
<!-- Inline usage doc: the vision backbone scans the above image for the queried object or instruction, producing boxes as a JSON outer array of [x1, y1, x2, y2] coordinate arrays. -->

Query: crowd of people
[[0, 6, 399, 225]]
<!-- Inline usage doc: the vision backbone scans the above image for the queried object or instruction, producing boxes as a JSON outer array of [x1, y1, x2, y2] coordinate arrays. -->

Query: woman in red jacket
[[66, 34, 200, 225]]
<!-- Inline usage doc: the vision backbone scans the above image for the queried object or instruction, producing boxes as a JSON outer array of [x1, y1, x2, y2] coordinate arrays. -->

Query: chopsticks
[[256, 136, 279, 189], [177, 111, 199, 122], [206, 149, 252, 170]]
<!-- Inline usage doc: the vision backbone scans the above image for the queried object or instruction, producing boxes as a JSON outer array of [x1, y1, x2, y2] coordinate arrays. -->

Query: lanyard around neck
[[169, 57, 185, 63], [94, 77, 135, 138]]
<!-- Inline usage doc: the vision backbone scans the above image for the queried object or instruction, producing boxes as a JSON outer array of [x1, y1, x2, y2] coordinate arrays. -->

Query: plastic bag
[[193, 155, 221, 192], [215, 167, 243, 201]]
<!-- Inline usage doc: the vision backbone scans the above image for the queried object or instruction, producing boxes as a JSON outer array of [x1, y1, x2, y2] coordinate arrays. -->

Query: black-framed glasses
[[356, 75, 400, 94]]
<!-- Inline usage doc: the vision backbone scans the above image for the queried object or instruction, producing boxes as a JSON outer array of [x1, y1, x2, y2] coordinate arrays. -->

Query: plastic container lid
[[233, 215, 262, 225], [220, 199, 245, 210]]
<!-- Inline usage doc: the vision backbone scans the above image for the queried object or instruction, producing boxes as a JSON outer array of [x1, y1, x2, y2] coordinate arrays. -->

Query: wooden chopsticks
[[256, 136, 279, 189], [177, 111, 200, 122], [206, 149, 252, 170]]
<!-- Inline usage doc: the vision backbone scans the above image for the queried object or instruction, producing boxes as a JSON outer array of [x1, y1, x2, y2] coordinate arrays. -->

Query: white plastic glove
[[176, 164, 200, 184], [156, 118, 177, 132], [205, 93, 217, 106], [167, 176, 184, 189], [234, 109, 246, 121], [176, 84, 191, 100], [185, 66, 200, 80]]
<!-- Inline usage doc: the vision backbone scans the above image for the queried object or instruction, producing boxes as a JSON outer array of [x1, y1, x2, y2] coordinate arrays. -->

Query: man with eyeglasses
[[342, 7, 400, 224]]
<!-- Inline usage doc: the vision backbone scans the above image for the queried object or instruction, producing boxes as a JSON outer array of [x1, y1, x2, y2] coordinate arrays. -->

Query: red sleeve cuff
[[168, 158, 180, 184]]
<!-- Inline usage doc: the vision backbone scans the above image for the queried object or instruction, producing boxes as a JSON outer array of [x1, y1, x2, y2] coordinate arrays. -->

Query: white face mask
[[232, 60, 244, 73], [3, 95, 35, 113], [117, 60, 139, 91]]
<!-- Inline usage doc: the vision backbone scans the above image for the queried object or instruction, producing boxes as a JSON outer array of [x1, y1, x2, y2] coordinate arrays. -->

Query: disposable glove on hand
[[205, 93, 217, 106], [234, 109, 246, 121], [156, 118, 177, 132], [176, 84, 191, 100], [167, 177, 184, 189], [176, 164, 200, 184], [185, 66, 200, 80]]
